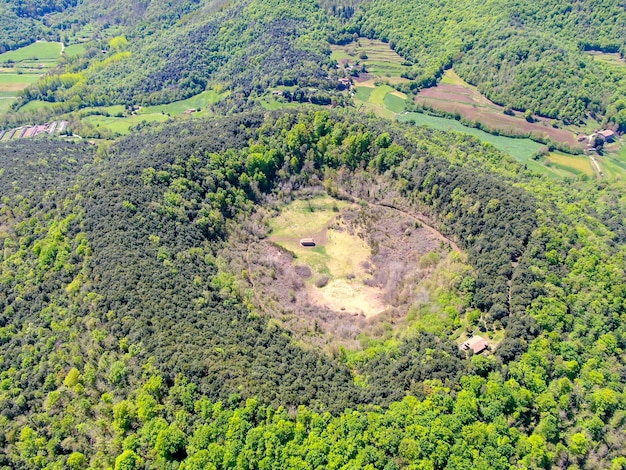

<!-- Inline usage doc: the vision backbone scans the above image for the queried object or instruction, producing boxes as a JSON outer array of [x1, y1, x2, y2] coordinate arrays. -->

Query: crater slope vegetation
[[2, 108, 626, 468]]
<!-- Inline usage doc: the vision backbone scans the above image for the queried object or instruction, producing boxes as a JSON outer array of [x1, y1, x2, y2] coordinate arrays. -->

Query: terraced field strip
[[331, 37, 411, 84], [0, 41, 63, 114]]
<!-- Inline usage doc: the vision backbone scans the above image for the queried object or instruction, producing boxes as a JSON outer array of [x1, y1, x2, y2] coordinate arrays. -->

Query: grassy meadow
[[139, 90, 227, 115], [81, 113, 170, 135], [268, 196, 385, 316], [0, 41, 62, 63]]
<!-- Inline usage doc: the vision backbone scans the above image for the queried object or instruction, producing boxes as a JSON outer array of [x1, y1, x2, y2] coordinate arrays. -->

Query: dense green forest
[[2, 109, 626, 468], [2, 0, 626, 468]]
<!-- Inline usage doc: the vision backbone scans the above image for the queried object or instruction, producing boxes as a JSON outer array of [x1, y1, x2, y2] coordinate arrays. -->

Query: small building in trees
[[461, 335, 489, 354], [599, 129, 617, 142]]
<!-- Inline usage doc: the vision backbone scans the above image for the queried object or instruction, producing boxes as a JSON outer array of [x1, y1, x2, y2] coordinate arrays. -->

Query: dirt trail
[[589, 154, 603, 177]]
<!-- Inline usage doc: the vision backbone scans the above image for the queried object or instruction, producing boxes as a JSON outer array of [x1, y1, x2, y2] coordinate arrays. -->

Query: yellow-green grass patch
[[0, 99, 13, 114], [586, 51, 626, 67], [64, 44, 87, 58], [268, 196, 348, 239], [545, 151, 594, 177], [309, 276, 386, 317], [368, 84, 395, 106], [440, 69, 470, 86]]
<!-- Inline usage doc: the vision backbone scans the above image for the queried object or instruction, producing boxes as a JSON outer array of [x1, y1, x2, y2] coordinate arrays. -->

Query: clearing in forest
[[266, 196, 385, 317], [74, 89, 228, 136], [415, 69, 582, 149], [244, 194, 466, 350], [585, 51, 626, 68], [331, 38, 411, 83]]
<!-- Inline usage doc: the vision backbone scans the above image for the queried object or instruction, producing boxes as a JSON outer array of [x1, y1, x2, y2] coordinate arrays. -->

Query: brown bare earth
[[416, 71, 582, 149], [242, 201, 454, 350]]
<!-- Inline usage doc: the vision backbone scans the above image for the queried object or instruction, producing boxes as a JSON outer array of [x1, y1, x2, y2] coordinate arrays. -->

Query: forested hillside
[[355, 0, 626, 124], [2, 0, 626, 469], [2, 110, 626, 468], [4, 0, 625, 129]]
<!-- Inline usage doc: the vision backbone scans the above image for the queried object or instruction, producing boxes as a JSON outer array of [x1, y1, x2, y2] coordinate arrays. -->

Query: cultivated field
[[415, 70, 582, 149], [399, 112, 543, 159], [0, 41, 62, 64], [332, 38, 410, 118], [353, 83, 407, 118], [398, 112, 597, 179], [0, 41, 63, 114], [331, 38, 411, 84]]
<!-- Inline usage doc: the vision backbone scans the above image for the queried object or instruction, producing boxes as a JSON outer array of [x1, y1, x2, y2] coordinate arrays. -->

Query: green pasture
[[354, 86, 373, 102], [65, 44, 87, 58], [140, 90, 227, 115], [18, 100, 58, 112], [82, 113, 170, 135], [398, 112, 607, 178], [0, 73, 40, 86], [354, 84, 407, 119], [383, 93, 406, 113], [0, 99, 13, 114], [598, 145, 626, 178], [0, 42, 62, 63], [399, 112, 542, 160]]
